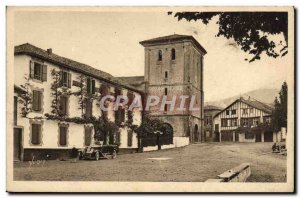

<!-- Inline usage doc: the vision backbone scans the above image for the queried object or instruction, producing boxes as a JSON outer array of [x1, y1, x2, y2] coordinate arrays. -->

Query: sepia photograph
[[6, 6, 294, 192]]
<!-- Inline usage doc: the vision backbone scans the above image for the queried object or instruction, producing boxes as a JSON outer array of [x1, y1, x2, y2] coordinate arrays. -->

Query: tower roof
[[139, 34, 207, 55]]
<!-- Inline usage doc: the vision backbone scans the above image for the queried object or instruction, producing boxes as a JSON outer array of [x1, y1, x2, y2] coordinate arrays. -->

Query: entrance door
[[14, 128, 22, 161], [255, 133, 262, 142]]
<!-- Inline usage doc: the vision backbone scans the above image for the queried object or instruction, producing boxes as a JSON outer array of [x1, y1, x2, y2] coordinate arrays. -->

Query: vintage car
[[78, 142, 119, 160]]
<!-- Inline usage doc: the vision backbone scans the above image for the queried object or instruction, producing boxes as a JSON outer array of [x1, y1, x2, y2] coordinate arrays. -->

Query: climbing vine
[[18, 75, 32, 118]]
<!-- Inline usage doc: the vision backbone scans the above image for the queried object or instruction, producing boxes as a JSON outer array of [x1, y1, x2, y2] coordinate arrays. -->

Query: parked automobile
[[78, 142, 119, 160]]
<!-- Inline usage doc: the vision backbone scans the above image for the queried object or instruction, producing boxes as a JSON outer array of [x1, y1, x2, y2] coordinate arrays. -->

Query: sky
[[14, 10, 288, 102]]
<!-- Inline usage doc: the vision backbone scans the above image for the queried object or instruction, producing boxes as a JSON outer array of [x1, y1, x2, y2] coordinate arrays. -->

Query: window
[[221, 119, 227, 127], [232, 119, 238, 126], [59, 125, 68, 146], [164, 88, 168, 95], [232, 110, 236, 115], [32, 90, 42, 112], [60, 71, 71, 88], [242, 109, 248, 115], [30, 61, 47, 81], [59, 95, 68, 116], [227, 119, 231, 127], [249, 108, 254, 113], [165, 71, 168, 79], [115, 108, 125, 123], [31, 123, 41, 145], [164, 104, 168, 112], [86, 78, 96, 94], [158, 50, 162, 61], [226, 110, 230, 116], [171, 48, 176, 60], [84, 127, 92, 146], [264, 117, 271, 124], [206, 117, 210, 125], [127, 130, 133, 147], [85, 99, 93, 118]]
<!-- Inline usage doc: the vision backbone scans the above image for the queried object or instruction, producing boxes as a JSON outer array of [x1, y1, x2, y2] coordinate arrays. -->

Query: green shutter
[[32, 90, 38, 111], [86, 78, 91, 94], [59, 126, 67, 146], [38, 91, 42, 111], [85, 127, 91, 146], [127, 130, 133, 147], [42, 64, 47, 82], [92, 80, 95, 94], [31, 124, 41, 145], [68, 73, 72, 88], [29, 61, 34, 79], [59, 71, 63, 87]]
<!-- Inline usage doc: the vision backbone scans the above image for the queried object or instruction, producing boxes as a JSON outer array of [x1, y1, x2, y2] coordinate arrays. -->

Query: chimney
[[47, 48, 52, 54], [248, 96, 251, 100]]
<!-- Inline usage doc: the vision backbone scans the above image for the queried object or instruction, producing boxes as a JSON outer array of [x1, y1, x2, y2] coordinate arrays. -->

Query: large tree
[[272, 82, 288, 131], [170, 12, 288, 62]]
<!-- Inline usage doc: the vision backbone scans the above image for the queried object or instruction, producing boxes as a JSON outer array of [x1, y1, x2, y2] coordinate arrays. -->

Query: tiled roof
[[214, 97, 274, 118], [139, 34, 207, 54], [240, 98, 273, 114], [14, 43, 144, 94], [116, 76, 145, 92]]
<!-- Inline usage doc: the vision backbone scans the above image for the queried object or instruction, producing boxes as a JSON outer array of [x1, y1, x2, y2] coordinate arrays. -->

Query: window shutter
[[42, 64, 47, 82], [32, 124, 41, 145], [59, 71, 63, 87], [127, 130, 133, 147], [59, 126, 67, 146], [32, 90, 38, 111], [67, 73, 71, 88], [92, 80, 95, 94], [86, 78, 91, 94], [85, 127, 91, 146], [38, 91, 42, 111], [29, 61, 34, 79], [60, 96, 67, 115]]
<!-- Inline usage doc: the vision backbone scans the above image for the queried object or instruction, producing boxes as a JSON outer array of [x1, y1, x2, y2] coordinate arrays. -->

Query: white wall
[[15, 54, 142, 150]]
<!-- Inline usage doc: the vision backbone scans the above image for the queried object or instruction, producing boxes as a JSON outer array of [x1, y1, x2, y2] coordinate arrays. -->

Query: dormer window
[[158, 50, 162, 61], [171, 48, 176, 60]]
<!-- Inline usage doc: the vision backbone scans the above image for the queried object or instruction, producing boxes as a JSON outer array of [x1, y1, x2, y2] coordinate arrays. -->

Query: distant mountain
[[205, 88, 279, 109]]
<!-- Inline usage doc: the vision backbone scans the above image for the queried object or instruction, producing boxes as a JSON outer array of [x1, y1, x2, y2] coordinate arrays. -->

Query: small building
[[213, 97, 276, 142], [204, 105, 222, 142]]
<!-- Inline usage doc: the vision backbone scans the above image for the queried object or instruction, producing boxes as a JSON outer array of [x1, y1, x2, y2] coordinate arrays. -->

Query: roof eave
[[15, 51, 145, 95]]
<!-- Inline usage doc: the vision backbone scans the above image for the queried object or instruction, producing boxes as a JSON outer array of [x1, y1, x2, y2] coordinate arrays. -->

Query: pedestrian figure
[[71, 146, 78, 163]]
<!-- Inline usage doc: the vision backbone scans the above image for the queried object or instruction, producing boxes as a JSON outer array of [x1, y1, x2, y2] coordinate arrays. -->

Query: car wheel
[[95, 151, 100, 161], [78, 152, 83, 160], [112, 150, 117, 159]]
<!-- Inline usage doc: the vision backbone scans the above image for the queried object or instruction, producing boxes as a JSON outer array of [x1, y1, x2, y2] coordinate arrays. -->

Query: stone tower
[[140, 34, 207, 144]]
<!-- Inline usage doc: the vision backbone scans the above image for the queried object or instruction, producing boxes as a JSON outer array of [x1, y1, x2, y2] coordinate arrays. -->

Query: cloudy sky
[[14, 10, 288, 102]]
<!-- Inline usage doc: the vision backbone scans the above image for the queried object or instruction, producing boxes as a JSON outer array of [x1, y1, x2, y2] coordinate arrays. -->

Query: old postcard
[[6, 6, 294, 192]]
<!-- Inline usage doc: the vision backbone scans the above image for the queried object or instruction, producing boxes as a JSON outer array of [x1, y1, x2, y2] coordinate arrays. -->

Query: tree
[[170, 12, 288, 62], [272, 82, 288, 131]]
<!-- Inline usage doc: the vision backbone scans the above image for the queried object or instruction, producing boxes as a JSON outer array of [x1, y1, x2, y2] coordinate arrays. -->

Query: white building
[[13, 43, 142, 161], [213, 97, 278, 142]]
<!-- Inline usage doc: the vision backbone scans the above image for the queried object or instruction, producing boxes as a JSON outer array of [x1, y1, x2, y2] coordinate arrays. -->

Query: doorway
[[14, 127, 23, 161]]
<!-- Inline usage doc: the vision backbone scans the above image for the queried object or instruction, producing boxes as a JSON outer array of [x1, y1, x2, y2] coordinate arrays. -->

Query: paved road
[[14, 142, 286, 182]]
